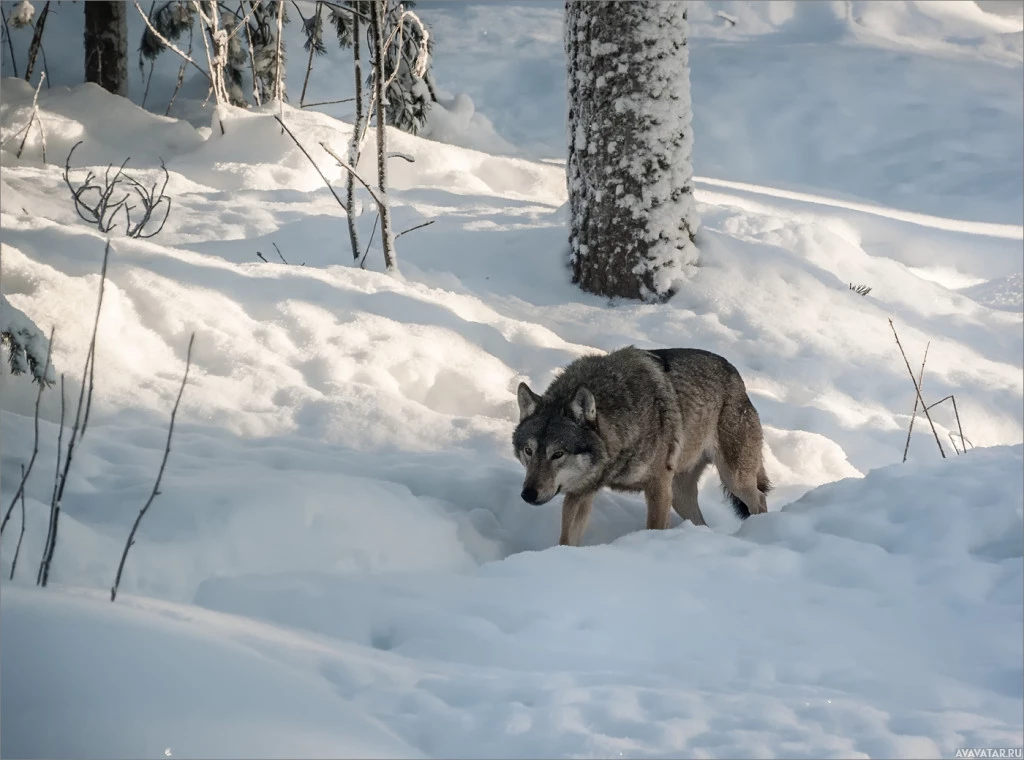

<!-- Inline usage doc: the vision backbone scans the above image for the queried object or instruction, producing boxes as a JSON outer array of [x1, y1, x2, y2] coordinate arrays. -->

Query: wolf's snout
[[521, 486, 539, 504]]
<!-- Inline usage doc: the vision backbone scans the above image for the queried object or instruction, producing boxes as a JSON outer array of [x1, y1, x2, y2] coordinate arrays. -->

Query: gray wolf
[[513, 346, 771, 546]]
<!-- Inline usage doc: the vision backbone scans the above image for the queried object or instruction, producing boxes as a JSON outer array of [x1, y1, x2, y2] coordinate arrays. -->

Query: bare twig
[[1, 6, 18, 79], [80, 249, 111, 437], [272, 241, 287, 264], [387, 151, 414, 163], [62, 143, 171, 238], [256, 251, 269, 262], [10, 466, 27, 580], [111, 333, 195, 602], [1, 326, 54, 537], [890, 319, 945, 459], [395, 219, 434, 239], [141, 58, 156, 108], [166, 24, 195, 116], [299, 1, 320, 106], [320, 140, 381, 205], [275, 0, 284, 119], [50, 374, 66, 516], [38, 241, 111, 587], [902, 340, 929, 464], [950, 394, 969, 452], [24, 0, 50, 84], [63, 142, 129, 234], [359, 212, 379, 269], [227, 0, 260, 39], [273, 115, 349, 210], [120, 161, 173, 239], [300, 97, 356, 109], [39, 36, 49, 85], [13, 72, 46, 162], [922, 394, 971, 454]]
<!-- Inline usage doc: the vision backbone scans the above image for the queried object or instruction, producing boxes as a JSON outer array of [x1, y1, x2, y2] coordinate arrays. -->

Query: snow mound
[[4, 446, 1022, 759], [0, 586, 423, 760], [960, 272, 1024, 311]]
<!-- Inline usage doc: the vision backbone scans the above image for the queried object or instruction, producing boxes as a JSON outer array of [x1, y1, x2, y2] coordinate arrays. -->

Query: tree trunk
[[346, 8, 363, 260], [565, 0, 700, 302], [370, 0, 396, 272], [84, 1, 128, 97]]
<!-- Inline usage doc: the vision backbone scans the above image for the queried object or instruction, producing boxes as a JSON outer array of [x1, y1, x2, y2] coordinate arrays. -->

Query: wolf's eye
[[524, 447, 533, 457], [551, 451, 564, 460]]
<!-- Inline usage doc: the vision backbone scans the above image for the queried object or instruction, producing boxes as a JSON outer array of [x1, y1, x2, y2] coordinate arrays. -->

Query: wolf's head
[[512, 382, 605, 505]]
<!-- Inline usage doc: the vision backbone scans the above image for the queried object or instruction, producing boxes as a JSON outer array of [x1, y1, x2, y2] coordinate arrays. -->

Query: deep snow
[[1, 1, 1022, 758]]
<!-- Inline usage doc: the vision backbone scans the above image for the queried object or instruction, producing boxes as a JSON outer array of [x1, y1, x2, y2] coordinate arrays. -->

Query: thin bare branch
[[359, 212, 379, 269], [9, 466, 27, 580], [922, 394, 971, 454], [890, 320, 945, 460], [16, 72, 46, 161], [299, 1, 320, 106], [227, 0, 260, 38], [1, 6, 18, 79], [81, 244, 111, 436], [111, 332, 195, 602], [50, 375, 65, 516], [300, 97, 356, 109], [39, 241, 110, 587], [319, 140, 381, 206], [273, 115, 349, 209], [395, 219, 433, 239], [1, 325, 54, 537], [902, 340, 929, 463]]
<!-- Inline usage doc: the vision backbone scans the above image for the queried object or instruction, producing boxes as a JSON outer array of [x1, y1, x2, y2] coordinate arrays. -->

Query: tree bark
[[565, 0, 699, 302], [370, 0, 396, 271], [346, 7, 363, 260], [84, 1, 129, 97]]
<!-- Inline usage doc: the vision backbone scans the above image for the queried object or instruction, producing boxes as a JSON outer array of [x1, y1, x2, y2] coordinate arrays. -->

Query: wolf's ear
[[569, 386, 597, 425], [517, 382, 541, 421]]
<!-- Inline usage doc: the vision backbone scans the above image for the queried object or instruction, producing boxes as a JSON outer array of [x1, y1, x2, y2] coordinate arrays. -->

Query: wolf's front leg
[[559, 492, 595, 546], [644, 469, 674, 530]]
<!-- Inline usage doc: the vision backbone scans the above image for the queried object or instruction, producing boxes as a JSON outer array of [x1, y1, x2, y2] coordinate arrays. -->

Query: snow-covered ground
[[1, 1, 1022, 758]]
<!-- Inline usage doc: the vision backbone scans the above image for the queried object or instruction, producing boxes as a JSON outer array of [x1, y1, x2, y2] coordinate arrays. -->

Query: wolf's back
[[645, 348, 750, 404]]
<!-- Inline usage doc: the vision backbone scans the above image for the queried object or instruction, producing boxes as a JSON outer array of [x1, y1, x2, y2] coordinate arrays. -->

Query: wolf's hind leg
[[644, 469, 674, 530], [559, 492, 595, 547], [672, 459, 709, 527]]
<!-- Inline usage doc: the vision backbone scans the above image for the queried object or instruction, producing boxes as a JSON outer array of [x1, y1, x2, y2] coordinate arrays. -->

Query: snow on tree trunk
[[565, 0, 700, 302], [371, 0, 396, 272], [84, 1, 128, 97], [346, 9, 364, 261]]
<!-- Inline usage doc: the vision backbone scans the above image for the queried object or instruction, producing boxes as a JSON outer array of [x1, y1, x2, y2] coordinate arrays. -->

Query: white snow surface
[[1, 1, 1023, 758]]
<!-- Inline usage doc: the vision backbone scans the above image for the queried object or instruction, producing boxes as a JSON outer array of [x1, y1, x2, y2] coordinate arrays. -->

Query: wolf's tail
[[723, 466, 771, 520]]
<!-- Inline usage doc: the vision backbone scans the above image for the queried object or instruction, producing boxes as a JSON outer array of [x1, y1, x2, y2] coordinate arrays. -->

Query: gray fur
[[513, 346, 771, 546]]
